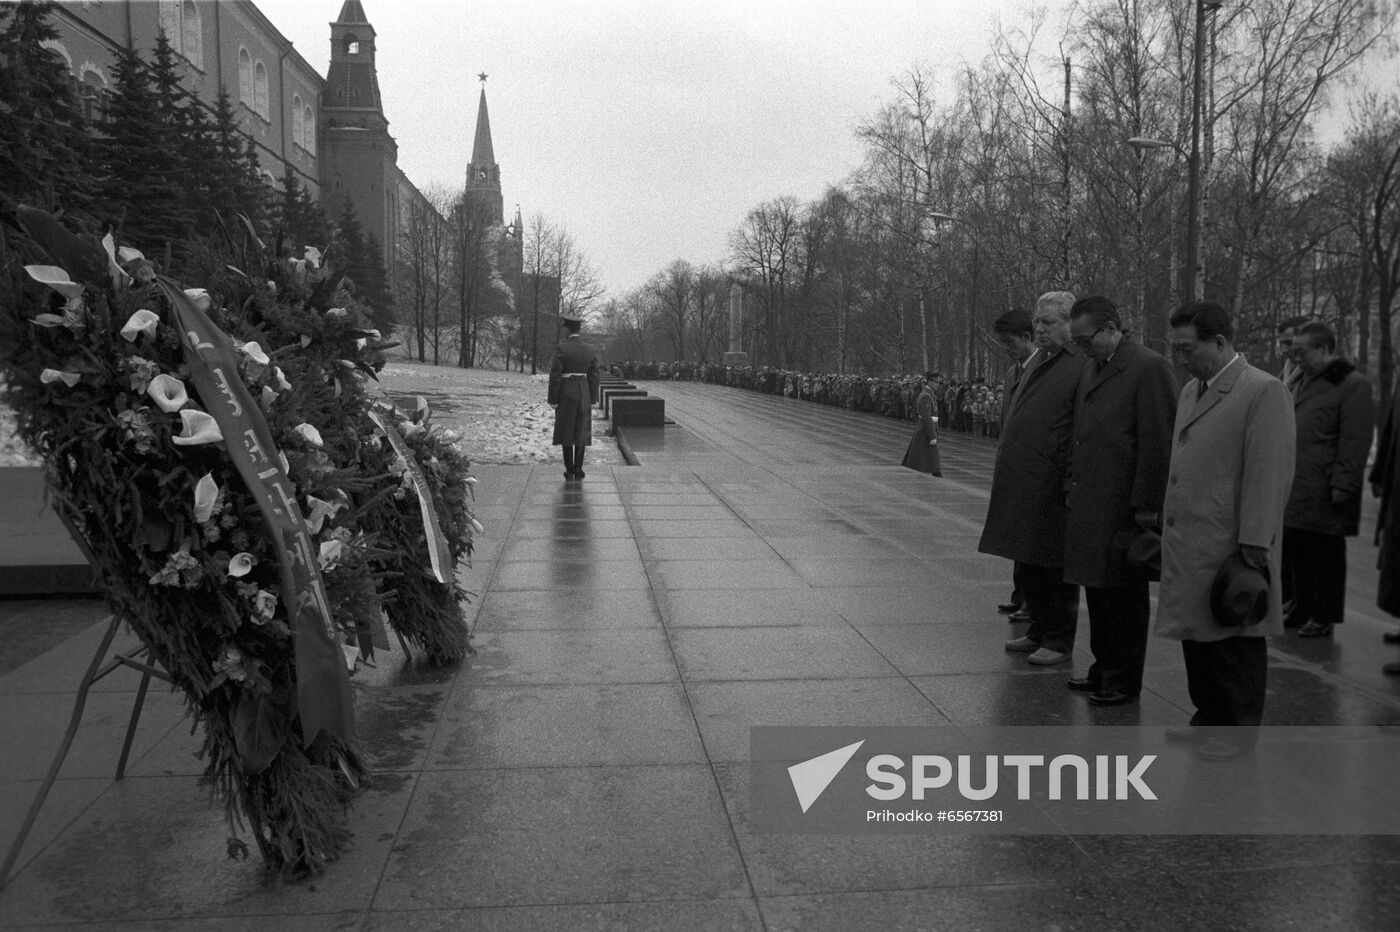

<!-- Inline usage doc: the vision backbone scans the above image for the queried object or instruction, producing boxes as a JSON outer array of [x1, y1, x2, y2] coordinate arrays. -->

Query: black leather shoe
[[1297, 620, 1333, 638], [1008, 609, 1032, 623], [1066, 676, 1099, 692], [1384, 631, 1400, 645], [1088, 690, 1138, 707], [997, 602, 1020, 614]]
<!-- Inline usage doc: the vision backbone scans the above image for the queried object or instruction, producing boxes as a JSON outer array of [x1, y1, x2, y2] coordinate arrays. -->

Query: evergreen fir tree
[[279, 169, 332, 256], [145, 29, 198, 256], [94, 44, 185, 262], [363, 232, 396, 329], [0, 1, 96, 222]]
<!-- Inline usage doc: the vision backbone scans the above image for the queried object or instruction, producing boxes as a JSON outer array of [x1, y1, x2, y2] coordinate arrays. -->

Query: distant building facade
[[43, 0, 453, 297]]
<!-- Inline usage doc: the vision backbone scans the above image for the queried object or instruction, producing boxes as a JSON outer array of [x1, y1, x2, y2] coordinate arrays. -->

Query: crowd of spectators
[[609, 360, 1007, 438]]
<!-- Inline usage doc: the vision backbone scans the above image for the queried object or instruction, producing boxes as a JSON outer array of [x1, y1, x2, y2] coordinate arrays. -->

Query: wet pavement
[[3, 378, 1400, 930]]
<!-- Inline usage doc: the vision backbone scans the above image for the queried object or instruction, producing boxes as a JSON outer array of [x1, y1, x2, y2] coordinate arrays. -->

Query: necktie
[[1198, 380, 1208, 400]]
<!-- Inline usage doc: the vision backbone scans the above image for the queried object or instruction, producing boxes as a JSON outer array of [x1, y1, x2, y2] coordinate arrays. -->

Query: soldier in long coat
[[547, 311, 600, 481], [979, 291, 1088, 665], [1281, 322, 1375, 637], [900, 372, 942, 476], [1063, 297, 1177, 706], [1156, 303, 1294, 759]]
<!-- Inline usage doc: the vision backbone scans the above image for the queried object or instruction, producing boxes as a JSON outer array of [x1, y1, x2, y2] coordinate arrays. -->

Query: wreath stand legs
[[0, 612, 171, 890]]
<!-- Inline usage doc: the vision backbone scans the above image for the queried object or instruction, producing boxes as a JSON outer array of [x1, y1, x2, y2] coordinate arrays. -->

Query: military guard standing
[[547, 310, 600, 480]]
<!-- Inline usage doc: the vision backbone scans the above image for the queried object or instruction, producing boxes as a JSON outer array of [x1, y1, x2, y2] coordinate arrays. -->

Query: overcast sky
[[260, 0, 1393, 299]]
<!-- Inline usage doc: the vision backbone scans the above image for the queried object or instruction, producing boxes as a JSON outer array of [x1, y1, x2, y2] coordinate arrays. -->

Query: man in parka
[[1281, 322, 1375, 637]]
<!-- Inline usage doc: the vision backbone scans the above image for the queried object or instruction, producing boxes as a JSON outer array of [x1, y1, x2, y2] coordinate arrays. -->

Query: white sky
[[259, 0, 1395, 298]]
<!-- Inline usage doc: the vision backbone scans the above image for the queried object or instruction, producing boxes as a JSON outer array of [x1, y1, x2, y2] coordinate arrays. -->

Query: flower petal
[[228, 552, 256, 578], [293, 423, 323, 447], [147, 374, 189, 412], [120, 308, 160, 342], [30, 314, 66, 328], [102, 234, 132, 290], [325, 307, 348, 318], [118, 245, 146, 263], [183, 288, 211, 312], [172, 409, 224, 446], [303, 246, 322, 269], [238, 340, 270, 365], [40, 368, 81, 387], [24, 265, 84, 299], [193, 472, 219, 523]]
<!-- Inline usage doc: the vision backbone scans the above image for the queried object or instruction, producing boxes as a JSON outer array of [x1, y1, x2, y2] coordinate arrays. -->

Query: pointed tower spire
[[464, 75, 503, 225]]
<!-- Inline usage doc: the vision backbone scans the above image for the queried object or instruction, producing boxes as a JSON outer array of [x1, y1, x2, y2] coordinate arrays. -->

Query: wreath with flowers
[[0, 207, 477, 878]]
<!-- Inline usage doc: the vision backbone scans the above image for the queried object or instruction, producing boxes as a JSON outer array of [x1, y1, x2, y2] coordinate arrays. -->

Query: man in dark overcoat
[[1282, 322, 1375, 637], [1063, 297, 1177, 706], [1374, 384, 1400, 671], [547, 311, 600, 481], [992, 307, 1038, 621], [979, 291, 1088, 665]]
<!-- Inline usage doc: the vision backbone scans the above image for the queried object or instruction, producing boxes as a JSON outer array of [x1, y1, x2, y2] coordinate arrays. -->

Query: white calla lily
[[317, 539, 343, 570], [24, 265, 84, 300], [469, 517, 485, 534], [147, 374, 189, 412], [183, 288, 212, 312], [172, 409, 224, 446], [273, 367, 292, 392], [305, 495, 345, 534], [30, 314, 66, 328], [293, 423, 323, 447], [118, 245, 145, 263], [303, 246, 322, 269], [193, 472, 219, 522], [120, 309, 160, 342], [260, 385, 277, 409], [238, 341, 270, 365], [325, 307, 348, 318], [40, 368, 81, 387], [228, 552, 256, 578]]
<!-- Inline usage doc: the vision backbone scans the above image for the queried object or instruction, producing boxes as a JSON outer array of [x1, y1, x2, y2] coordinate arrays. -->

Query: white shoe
[[1027, 647, 1070, 665], [1004, 636, 1039, 653]]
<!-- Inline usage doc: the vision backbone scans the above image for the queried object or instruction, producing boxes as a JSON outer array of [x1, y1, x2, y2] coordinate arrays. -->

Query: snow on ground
[[0, 362, 622, 468]]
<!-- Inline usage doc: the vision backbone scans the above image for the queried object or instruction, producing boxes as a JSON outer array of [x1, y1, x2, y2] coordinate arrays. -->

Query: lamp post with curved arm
[[1128, 1, 1222, 304]]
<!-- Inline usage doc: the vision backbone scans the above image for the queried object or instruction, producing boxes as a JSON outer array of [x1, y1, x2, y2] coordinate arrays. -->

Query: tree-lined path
[[3, 380, 1400, 930]]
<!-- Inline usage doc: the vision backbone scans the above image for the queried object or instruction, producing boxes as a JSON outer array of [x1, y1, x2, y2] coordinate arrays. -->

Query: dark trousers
[[1009, 562, 1028, 611], [1021, 562, 1080, 653], [561, 445, 586, 471], [1283, 527, 1347, 626], [1084, 581, 1151, 695], [1182, 636, 1267, 736]]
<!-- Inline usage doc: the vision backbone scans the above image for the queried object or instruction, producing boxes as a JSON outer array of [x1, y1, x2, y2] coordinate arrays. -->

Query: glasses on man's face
[[1070, 327, 1103, 350]]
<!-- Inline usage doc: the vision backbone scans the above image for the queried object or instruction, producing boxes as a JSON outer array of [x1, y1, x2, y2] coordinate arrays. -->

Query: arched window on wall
[[343, 33, 360, 55], [254, 61, 269, 120], [159, 1, 179, 47], [79, 68, 108, 123], [303, 104, 315, 153], [181, 1, 202, 69], [292, 94, 304, 150], [238, 48, 252, 104]]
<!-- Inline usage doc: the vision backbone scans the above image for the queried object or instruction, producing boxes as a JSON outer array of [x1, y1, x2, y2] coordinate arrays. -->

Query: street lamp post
[[1128, 0, 1220, 304]]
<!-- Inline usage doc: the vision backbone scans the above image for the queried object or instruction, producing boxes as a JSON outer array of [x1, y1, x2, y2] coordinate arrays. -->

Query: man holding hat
[[547, 310, 600, 480], [1062, 296, 1177, 707], [1156, 302, 1295, 760]]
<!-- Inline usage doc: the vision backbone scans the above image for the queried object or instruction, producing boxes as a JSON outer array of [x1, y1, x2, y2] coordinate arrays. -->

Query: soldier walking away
[[547, 311, 600, 481]]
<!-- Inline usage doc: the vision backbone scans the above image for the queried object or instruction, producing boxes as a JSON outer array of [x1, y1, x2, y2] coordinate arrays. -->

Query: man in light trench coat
[[1156, 302, 1295, 760]]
